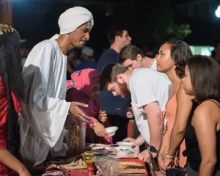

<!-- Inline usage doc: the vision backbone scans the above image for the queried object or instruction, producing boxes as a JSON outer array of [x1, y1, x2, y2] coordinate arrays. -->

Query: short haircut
[[100, 64, 128, 90], [119, 45, 144, 64], [187, 55, 220, 103], [107, 27, 126, 45], [161, 39, 192, 78]]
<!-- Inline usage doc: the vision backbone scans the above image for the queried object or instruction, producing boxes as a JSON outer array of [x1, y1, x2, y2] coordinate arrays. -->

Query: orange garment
[[127, 120, 134, 138], [163, 94, 186, 167]]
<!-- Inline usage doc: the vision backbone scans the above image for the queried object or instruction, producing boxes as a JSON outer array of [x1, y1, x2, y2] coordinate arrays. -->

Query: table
[[43, 158, 149, 176], [118, 158, 149, 176]]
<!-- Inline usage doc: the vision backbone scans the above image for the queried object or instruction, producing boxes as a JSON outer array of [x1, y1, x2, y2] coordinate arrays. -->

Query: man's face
[[69, 23, 91, 48], [107, 81, 130, 98], [123, 55, 142, 71], [120, 30, 132, 47]]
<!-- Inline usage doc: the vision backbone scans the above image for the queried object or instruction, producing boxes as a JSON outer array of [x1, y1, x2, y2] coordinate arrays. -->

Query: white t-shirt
[[129, 68, 170, 143], [150, 59, 157, 70]]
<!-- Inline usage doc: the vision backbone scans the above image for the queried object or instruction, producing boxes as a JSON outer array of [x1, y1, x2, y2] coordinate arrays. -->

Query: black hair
[[108, 27, 126, 45], [161, 39, 192, 78], [0, 32, 24, 157], [99, 64, 116, 91], [187, 55, 220, 103]]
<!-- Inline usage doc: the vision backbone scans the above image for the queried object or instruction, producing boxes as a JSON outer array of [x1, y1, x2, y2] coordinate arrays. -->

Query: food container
[[65, 115, 86, 155], [105, 126, 118, 137], [81, 151, 94, 165], [116, 142, 134, 150], [115, 147, 130, 156]]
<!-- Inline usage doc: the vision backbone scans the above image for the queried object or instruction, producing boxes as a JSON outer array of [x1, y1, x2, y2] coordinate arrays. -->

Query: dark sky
[[12, 0, 220, 57]]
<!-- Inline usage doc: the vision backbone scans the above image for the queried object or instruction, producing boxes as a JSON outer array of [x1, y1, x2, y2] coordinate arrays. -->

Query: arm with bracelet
[[165, 83, 194, 167]]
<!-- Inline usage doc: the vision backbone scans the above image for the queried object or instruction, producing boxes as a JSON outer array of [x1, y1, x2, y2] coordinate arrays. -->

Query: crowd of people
[[0, 5, 220, 176]]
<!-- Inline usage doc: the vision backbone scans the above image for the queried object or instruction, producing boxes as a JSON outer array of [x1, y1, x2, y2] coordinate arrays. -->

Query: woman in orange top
[[156, 39, 192, 174], [0, 24, 29, 176]]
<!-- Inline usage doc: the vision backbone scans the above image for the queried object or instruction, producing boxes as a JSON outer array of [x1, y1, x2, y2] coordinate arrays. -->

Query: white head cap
[[58, 6, 94, 35]]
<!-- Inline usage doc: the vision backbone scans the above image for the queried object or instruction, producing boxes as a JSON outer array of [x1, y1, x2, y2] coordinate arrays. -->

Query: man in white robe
[[19, 7, 94, 166]]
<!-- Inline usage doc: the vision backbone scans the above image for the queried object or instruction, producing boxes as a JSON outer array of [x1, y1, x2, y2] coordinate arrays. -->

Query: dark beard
[[118, 82, 130, 98]]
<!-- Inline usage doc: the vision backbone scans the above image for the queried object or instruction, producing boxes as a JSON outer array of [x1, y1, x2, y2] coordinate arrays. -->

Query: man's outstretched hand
[[69, 102, 91, 122]]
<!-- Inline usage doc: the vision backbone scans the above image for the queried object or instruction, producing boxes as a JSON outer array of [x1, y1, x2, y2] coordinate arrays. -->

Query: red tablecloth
[[43, 158, 149, 176], [119, 158, 149, 176], [43, 169, 92, 176]]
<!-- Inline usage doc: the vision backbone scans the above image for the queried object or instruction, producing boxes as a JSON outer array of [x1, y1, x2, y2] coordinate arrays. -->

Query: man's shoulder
[[99, 49, 118, 60], [131, 68, 169, 85], [132, 68, 155, 77], [33, 39, 57, 51], [26, 40, 59, 65], [97, 49, 119, 71]]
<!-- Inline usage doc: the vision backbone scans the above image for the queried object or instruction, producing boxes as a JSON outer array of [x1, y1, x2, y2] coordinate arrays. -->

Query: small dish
[[91, 147, 105, 151], [116, 141, 134, 149], [105, 126, 118, 137], [117, 149, 130, 156]]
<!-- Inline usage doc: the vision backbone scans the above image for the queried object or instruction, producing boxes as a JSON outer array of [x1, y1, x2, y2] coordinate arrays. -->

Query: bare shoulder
[[196, 101, 219, 112], [194, 101, 219, 122]]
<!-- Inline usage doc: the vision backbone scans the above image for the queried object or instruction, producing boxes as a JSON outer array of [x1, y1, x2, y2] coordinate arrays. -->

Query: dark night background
[[11, 0, 220, 58]]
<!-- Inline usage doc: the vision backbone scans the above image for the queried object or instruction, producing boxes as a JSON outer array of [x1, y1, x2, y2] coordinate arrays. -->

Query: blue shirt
[[98, 49, 131, 142], [97, 49, 119, 71], [74, 61, 97, 72]]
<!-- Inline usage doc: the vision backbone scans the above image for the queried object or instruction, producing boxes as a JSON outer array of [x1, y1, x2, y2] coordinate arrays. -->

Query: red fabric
[[66, 69, 112, 144], [0, 77, 21, 175], [0, 77, 9, 175], [11, 93, 21, 113], [118, 158, 149, 176], [0, 77, 8, 150]]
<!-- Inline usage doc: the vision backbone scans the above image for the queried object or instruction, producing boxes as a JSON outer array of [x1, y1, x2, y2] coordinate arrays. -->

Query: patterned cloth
[[43, 169, 88, 176]]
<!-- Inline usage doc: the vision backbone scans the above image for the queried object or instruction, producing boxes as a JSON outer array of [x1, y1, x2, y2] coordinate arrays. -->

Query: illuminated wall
[[190, 46, 214, 56]]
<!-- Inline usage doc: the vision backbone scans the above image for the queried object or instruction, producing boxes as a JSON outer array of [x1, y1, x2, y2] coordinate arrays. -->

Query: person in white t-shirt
[[119, 44, 157, 70], [100, 64, 170, 162], [119, 44, 170, 79], [119, 44, 171, 139]]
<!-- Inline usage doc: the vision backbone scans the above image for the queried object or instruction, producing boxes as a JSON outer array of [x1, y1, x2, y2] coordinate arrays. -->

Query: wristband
[[148, 145, 159, 154], [165, 152, 175, 159], [91, 122, 97, 129], [89, 117, 97, 128]]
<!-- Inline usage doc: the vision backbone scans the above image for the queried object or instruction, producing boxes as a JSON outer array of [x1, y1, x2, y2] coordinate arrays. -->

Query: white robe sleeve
[[21, 41, 70, 148]]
